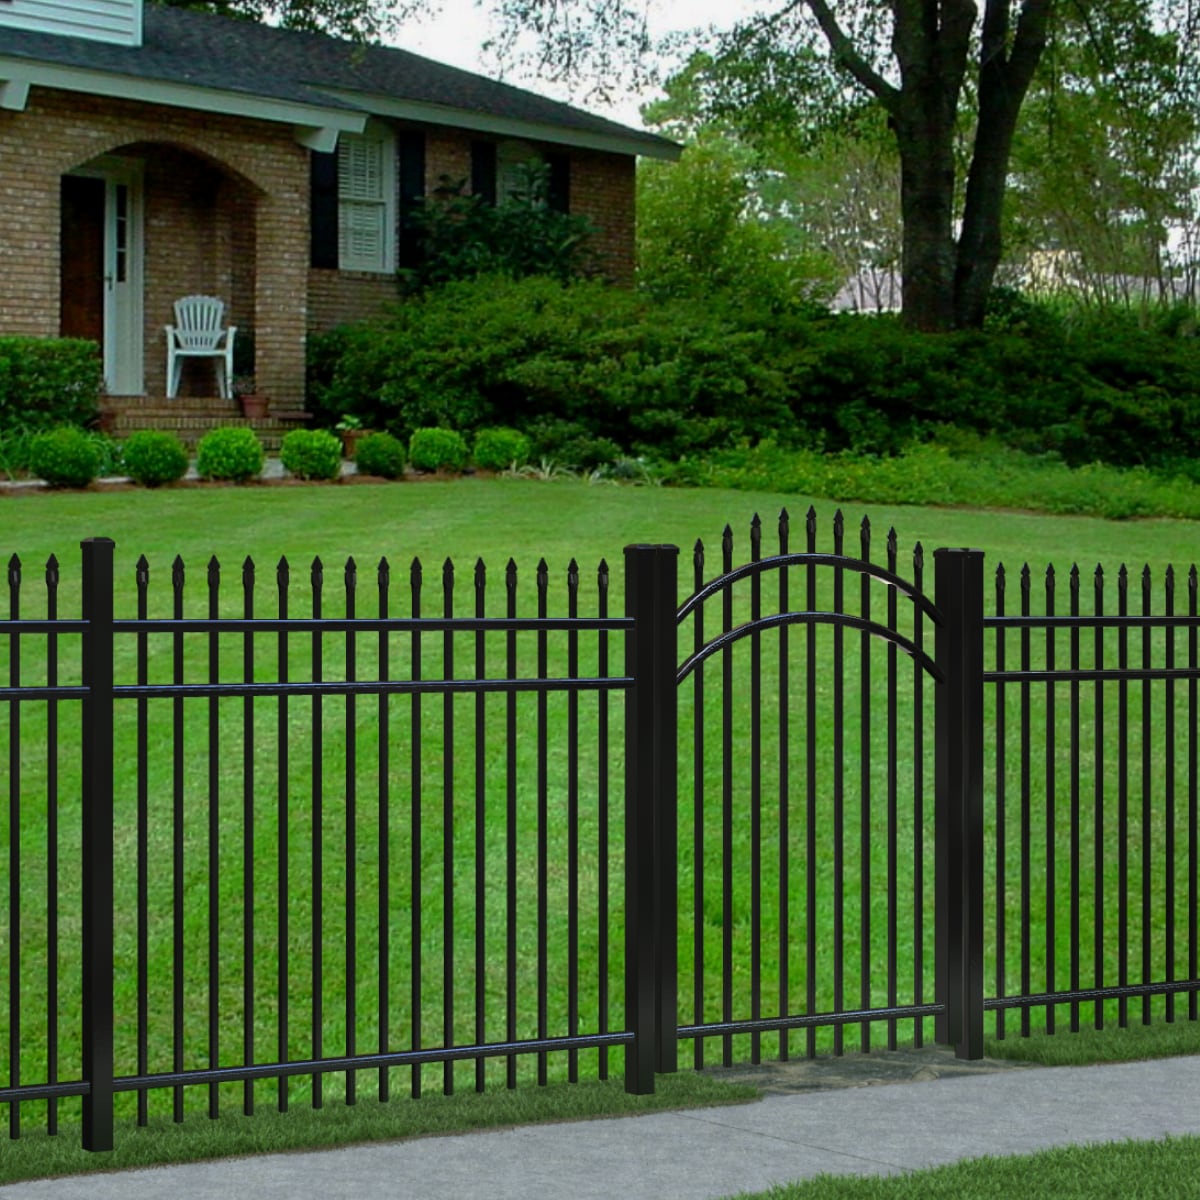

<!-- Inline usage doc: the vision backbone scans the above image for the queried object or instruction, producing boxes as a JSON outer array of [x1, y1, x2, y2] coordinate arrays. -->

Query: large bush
[[0, 338, 103, 433], [307, 276, 796, 460], [307, 279, 1200, 471]]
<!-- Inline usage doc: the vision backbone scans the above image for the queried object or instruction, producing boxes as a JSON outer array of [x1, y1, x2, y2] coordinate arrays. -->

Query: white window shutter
[[336, 127, 396, 271], [339, 136, 384, 202]]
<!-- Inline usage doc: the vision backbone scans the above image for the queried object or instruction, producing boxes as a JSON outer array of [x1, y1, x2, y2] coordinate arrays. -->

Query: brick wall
[[0, 86, 309, 406], [571, 149, 636, 287], [308, 271, 398, 333]]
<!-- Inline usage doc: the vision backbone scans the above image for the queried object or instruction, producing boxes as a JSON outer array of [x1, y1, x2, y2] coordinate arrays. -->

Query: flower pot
[[341, 429, 372, 459], [240, 393, 269, 420]]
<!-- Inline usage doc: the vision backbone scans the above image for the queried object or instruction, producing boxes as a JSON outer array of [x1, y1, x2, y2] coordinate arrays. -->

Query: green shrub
[[473, 426, 531, 471], [195, 426, 264, 482], [353, 431, 406, 479], [122, 430, 189, 487], [28, 426, 102, 488], [0, 338, 103, 433], [401, 166, 597, 291], [409, 427, 469, 472], [280, 429, 342, 481], [526, 419, 623, 470]]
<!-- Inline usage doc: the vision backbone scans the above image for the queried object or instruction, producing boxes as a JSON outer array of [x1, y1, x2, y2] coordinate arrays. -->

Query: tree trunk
[[953, 0, 1052, 328], [895, 111, 959, 331], [890, 0, 976, 332]]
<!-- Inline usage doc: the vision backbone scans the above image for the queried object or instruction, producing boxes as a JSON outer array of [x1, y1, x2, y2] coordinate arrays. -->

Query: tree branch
[[802, 0, 901, 111], [1006, 0, 1053, 94]]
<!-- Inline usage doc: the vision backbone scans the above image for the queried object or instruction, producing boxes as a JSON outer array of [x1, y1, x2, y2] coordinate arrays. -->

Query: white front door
[[100, 161, 144, 395], [66, 157, 144, 395]]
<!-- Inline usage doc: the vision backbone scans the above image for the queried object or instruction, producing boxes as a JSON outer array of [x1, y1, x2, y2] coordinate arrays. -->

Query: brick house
[[0, 0, 677, 424]]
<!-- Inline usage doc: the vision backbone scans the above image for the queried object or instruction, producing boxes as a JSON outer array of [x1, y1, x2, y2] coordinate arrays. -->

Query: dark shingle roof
[[2, 5, 677, 154]]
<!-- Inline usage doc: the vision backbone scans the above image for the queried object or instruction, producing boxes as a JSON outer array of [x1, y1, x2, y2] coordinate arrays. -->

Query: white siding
[[0, 0, 141, 46]]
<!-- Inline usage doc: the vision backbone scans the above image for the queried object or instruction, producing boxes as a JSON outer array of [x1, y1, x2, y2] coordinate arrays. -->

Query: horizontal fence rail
[[1, 517, 1199, 1154]]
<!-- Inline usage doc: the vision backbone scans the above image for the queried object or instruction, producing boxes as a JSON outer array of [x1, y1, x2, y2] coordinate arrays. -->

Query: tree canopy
[[495, 1, 1199, 330], [174, 0, 1199, 329]]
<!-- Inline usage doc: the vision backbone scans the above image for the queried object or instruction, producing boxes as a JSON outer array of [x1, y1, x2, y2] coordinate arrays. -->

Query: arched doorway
[[60, 155, 144, 395], [61, 142, 259, 398]]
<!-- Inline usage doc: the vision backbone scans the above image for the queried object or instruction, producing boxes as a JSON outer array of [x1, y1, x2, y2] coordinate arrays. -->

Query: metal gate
[[672, 509, 981, 1066]]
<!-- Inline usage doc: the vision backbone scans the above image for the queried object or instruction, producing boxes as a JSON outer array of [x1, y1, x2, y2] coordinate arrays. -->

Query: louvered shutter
[[338, 134, 389, 270]]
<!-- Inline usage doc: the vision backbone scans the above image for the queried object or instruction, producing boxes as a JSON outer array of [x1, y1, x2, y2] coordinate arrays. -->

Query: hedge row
[[2, 425, 528, 488], [307, 277, 1200, 470]]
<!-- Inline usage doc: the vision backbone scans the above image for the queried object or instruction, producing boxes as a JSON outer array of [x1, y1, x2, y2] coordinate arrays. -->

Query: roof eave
[[317, 86, 682, 161], [0, 57, 366, 149]]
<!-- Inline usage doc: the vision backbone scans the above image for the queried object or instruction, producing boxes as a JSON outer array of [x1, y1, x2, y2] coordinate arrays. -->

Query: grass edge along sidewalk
[[721, 1135, 1200, 1200], [0, 1074, 756, 1187], [1, 1015, 1196, 1188], [720, 1018, 1200, 1200]]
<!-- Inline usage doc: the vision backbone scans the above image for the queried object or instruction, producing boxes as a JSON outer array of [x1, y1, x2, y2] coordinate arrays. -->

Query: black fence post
[[624, 544, 679, 1093], [81, 538, 115, 1151], [934, 547, 985, 1061]]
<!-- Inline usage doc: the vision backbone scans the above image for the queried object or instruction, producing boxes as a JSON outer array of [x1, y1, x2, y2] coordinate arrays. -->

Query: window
[[496, 140, 543, 205], [471, 140, 570, 213], [337, 125, 396, 273]]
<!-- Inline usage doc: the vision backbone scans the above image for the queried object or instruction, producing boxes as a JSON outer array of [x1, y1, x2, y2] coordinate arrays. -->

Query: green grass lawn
[[723, 1136, 1200, 1200], [1, 477, 1198, 1141]]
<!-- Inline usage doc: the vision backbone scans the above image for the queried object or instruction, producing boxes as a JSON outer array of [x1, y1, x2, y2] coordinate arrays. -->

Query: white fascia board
[[0, 75, 32, 111], [0, 57, 367, 144], [317, 87, 681, 161]]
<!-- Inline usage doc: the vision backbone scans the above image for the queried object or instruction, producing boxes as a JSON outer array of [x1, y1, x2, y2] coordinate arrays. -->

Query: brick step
[[103, 399, 313, 453]]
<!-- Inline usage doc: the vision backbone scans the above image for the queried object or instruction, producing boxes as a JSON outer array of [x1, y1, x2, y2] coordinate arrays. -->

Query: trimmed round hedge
[[473, 426, 531, 472], [195, 426, 264, 482], [29, 427, 102, 488], [122, 430, 189, 487], [409, 427, 468, 472], [281, 429, 342, 481], [354, 431, 406, 479]]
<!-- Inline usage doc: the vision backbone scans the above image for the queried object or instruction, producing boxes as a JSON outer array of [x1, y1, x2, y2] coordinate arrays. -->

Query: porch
[[100, 393, 311, 452], [57, 132, 309, 413]]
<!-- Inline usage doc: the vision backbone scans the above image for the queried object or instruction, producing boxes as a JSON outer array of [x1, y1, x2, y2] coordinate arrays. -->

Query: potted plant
[[335, 413, 371, 458], [233, 374, 269, 420]]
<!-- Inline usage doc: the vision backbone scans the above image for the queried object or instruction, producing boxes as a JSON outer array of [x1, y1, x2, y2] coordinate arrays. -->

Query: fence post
[[934, 547, 985, 1061], [81, 538, 115, 1151], [624, 544, 679, 1093]]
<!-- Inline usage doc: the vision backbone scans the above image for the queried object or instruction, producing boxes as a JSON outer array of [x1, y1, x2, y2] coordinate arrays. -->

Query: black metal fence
[[1, 512, 1197, 1153]]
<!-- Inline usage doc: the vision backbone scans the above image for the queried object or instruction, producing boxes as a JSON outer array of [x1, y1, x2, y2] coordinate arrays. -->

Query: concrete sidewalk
[[2, 1055, 1197, 1200]]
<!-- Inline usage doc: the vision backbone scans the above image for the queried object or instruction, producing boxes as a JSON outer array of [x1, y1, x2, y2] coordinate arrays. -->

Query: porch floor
[[100, 395, 312, 453]]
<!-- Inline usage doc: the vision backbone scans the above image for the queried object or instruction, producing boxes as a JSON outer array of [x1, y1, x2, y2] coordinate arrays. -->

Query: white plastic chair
[[165, 296, 237, 399]]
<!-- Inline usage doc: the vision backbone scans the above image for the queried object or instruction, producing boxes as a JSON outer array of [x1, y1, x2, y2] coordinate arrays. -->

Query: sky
[[391, 0, 764, 128]]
